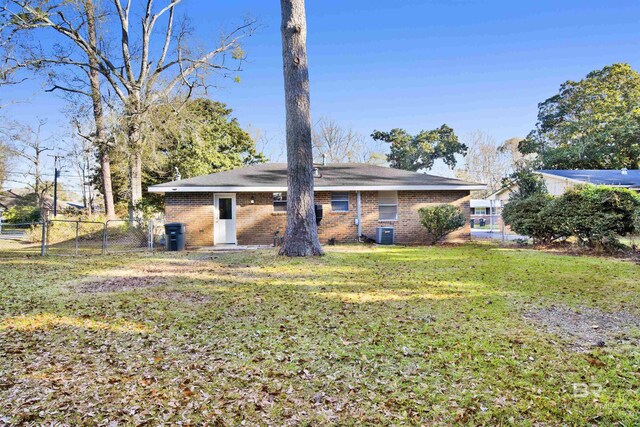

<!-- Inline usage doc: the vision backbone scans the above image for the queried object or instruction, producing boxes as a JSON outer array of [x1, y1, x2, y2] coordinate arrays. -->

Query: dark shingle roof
[[538, 169, 640, 187], [149, 163, 484, 192]]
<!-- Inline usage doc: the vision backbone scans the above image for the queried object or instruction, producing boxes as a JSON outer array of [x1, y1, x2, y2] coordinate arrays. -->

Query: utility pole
[[53, 155, 60, 217]]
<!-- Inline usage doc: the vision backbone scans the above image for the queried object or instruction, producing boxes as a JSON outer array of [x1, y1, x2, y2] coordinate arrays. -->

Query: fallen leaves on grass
[[75, 276, 168, 293], [1, 246, 640, 425], [523, 305, 640, 352]]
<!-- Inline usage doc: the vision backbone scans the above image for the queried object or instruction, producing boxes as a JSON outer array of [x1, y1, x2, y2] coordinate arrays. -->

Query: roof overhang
[[470, 199, 502, 208], [534, 171, 588, 184], [148, 184, 487, 193], [536, 171, 638, 187]]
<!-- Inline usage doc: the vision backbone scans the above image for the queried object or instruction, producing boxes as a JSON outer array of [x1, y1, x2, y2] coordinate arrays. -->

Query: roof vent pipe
[[621, 167, 628, 175], [322, 153, 327, 166]]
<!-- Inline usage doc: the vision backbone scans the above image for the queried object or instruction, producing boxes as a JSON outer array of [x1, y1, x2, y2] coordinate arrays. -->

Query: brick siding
[[165, 190, 471, 246]]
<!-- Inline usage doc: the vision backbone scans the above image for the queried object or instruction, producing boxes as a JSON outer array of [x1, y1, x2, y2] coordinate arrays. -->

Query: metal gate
[[104, 220, 154, 254]]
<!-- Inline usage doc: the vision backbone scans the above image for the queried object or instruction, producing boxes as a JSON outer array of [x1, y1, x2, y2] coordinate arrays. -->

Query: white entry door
[[214, 194, 237, 245]]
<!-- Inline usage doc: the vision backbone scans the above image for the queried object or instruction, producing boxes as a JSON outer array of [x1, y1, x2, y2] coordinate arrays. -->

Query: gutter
[[148, 184, 487, 193]]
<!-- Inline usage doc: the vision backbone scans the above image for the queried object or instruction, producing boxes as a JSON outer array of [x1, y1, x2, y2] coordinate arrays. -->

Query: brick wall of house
[[165, 190, 471, 246], [165, 192, 215, 246], [358, 191, 471, 244]]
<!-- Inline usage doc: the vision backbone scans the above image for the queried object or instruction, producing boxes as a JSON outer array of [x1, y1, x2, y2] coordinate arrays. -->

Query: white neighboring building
[[469, 199, 503, 231], [487, 169, 640, 203]]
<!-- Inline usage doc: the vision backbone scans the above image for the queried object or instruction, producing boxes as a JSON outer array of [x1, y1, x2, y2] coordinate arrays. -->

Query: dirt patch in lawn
[[75, 276, 168, 293], [155, 290, 212, 304], [136, 259, 220, 275], [524, 305, 640, 352]]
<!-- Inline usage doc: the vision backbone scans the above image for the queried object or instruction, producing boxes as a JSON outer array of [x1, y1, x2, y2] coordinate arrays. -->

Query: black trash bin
[[164, 222, 186, 251]]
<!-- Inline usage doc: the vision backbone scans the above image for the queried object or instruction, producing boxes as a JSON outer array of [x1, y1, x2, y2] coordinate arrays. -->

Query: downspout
[[356, 191, 362, 242]]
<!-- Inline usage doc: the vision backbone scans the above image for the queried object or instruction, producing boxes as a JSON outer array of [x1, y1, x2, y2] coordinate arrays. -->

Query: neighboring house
[[0, 189, 31, 211], [470, 199, 502, 229], [0, 188, 82, 217], [148, 163, 485, 246], [488, 169, 640, 203]]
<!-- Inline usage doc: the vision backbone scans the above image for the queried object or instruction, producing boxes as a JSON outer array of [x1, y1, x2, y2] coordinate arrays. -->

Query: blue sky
[[3, 0, 640, 183]]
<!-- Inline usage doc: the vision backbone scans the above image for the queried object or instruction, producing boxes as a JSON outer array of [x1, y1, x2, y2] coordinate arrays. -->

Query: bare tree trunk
[[100, 149, 114, 217], [84, 0, 115, 219], [34, 153, 41, 208], [124, 92, 144, 219], [279, 0, 323, 256], [82, 151, 93, 216], [129, 146, 143, 209]]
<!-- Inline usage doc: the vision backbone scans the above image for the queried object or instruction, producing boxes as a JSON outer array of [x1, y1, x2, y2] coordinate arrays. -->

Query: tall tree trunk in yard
[[129, 145, 143, 211], [279, 0, 323, 256], [84, 0, 115, 220], [125, 95, 144, 219]]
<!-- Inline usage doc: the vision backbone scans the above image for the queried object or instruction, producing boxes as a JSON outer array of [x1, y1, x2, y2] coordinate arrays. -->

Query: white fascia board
[[470, 199, 492, 207], [148, 184, 487, 193]]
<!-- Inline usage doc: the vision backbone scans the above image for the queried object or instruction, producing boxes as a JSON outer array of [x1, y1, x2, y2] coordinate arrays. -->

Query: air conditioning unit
[[375, 227, 394, 245]]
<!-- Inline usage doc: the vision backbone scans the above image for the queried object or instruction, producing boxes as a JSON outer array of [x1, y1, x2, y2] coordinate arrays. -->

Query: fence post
[[102, 222, 107, 255], [75, 221, 79, 256], [148, 220, 154, 252], [40, 221, 47, 256]]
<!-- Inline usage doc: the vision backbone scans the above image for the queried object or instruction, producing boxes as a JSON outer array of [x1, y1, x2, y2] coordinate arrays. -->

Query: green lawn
[[1, 244, 639, 425]]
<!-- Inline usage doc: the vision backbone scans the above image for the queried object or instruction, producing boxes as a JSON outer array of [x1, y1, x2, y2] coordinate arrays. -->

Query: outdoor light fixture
[[250, 196, 255, 204]]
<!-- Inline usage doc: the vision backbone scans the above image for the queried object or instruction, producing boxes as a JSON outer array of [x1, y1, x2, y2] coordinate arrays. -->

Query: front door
[[214, 194, 237, 245]]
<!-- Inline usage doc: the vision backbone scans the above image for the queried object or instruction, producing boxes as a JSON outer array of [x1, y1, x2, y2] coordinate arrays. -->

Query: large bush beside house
[[418, 204, 466, 244], [502, 193, 567, 244], [552, 186, 640, 250], [1, 206, 41, 224], [503, 185, 640, 251]]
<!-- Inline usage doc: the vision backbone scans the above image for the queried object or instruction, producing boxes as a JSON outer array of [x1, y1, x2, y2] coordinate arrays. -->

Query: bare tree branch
[[45, 83, 92, 97]]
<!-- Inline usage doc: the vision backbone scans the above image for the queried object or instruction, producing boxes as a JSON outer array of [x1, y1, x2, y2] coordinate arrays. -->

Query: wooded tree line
[[0, 0, 257, 219]]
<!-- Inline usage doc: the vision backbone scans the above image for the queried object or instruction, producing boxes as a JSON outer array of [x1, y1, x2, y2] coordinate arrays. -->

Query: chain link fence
[[105, 220, 154, 254], [0, 219, 167, 256], [623, 234, 639, 252], [151, 221, 167, 252], [0, 222, 46, 257], [45, 220, 106, 256]]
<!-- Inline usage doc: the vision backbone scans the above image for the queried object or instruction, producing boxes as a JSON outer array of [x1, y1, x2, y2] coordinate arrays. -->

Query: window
[[474, 207, 487, 215], [331, 192, 349, 212], [273, 192, 287, 212], [218, 198, 233, 219], [378, 191, 398, 221]]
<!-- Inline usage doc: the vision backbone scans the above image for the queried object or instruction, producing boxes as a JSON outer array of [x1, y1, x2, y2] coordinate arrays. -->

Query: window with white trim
[[378, 191, 398, 221], [273, 192, 287, 212], [473, 207, 487, 215], [331, 192, 349, 212]]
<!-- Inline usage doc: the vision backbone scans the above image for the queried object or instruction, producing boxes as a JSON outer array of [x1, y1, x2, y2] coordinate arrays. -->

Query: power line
[[4, 172, 82, 178]]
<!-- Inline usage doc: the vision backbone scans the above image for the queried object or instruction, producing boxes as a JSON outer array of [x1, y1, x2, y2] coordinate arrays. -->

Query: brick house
[[148, 163, 485, 247]]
